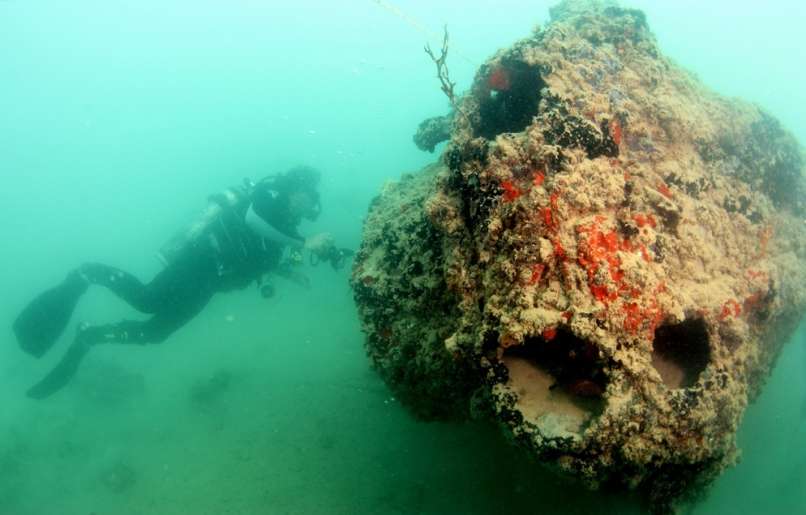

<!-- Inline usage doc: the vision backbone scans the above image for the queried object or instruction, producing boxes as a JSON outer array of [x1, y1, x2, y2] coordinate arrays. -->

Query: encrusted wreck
[[352, 1, 806, 511]]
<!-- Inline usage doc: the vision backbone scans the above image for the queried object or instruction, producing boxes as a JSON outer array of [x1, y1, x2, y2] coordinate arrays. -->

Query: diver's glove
[[304, 233, 335, 254], [306, 234, 355, 270]]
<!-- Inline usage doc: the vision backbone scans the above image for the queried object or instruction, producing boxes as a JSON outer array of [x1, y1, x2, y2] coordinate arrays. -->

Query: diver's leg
[[79, 249, 219, 315], [26, 280, 216, 399], [76, 263, 161, 313], [14, 262, 164, 357]]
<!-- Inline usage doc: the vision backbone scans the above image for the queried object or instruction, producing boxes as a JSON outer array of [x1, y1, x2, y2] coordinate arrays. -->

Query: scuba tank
[[156, 180, 253, 267]]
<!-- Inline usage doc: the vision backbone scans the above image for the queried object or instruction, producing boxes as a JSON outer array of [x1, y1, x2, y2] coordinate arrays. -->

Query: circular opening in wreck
[[500, 328, 608, 436], [651, 318, 711, 389], [474, 60, 545, 139]]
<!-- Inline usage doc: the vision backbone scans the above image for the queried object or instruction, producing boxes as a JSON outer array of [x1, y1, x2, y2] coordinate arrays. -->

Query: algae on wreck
[[352, 1, 806, 512]]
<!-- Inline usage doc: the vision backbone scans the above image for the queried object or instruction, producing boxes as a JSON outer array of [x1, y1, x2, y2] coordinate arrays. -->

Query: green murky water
[[1, 1, 804, 513]]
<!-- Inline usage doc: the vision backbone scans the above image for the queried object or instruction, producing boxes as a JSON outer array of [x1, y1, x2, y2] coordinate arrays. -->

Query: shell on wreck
[[352, 0, 806, 512]]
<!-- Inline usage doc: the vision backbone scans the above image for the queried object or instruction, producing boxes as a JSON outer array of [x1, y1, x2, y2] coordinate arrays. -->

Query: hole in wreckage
[[500, 328, 607, 436], [475, 60, 545, 139], [651, 318, 711, 389]]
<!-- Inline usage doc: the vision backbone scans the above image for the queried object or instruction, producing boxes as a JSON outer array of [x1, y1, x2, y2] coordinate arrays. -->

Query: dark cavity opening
[[651, 318, 710, 389], [474, 60, 544, 139], [506, 328, 608, 404]]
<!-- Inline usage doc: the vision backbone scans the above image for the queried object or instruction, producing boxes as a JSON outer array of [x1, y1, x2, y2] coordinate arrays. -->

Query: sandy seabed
[[2, 278, 804, 515]]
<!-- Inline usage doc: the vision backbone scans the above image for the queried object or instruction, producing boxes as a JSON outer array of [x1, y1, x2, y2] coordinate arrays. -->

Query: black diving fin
[[13, 271, 89, 358], [26, 337, 92, 399]]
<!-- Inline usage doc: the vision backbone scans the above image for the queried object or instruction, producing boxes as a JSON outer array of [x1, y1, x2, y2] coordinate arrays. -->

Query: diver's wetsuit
[[77, 186, 297, 344], [18, 181, 305, 399], [74, 256, 227, 346]]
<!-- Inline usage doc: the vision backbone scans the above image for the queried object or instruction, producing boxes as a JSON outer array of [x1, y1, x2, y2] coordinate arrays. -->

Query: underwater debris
[[354, 1, 806, 513], [77, 360, 146, 407], [189, 369, 234, 406], [99, 460, 137, 493]]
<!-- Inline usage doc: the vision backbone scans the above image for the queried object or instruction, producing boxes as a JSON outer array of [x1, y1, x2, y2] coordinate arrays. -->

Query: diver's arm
[[245, 204, 305, 247]]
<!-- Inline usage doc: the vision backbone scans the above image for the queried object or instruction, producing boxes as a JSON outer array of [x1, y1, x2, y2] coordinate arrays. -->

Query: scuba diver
[[13, 166, 353, 400]]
